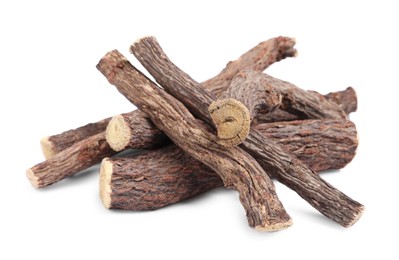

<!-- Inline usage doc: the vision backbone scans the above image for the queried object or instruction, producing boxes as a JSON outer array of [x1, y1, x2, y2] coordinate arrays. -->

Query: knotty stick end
[[40, 136, 56, 159], [26, 169, 40, 189], [209, 98, 250, 147], [255, 218, 293, 232], [106, 115, 132, 152]]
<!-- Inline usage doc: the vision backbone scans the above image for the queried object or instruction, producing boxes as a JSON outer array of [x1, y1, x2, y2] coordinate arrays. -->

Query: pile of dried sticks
[[27, 36, 364, 231]]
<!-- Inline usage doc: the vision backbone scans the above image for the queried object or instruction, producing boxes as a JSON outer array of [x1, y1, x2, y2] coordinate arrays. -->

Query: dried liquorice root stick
[[253, 72, 347, 119], [256, 119, 358, 171], [100, 145, 220, 210], [130, 36, 364, 227], [101, 119, 358, 211], [202, 36, 297, 95], [27, 132, 116, 188], [97, 50, 292, 231], [255, 87, 357, 124], [107, 116, 358, 172], [105, 110, 168, 151], [209, 69, 282, 147], [40, 118, 111, 159]]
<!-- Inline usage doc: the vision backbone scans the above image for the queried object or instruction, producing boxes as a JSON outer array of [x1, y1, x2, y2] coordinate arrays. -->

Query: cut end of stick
[[99, 158, 113, 209], [106, 115, 132, 152], [209, 98, 250, 147], [26, 169, 40, 189], [345, 205, 365, 228], [255, 218, 293, 232], [40, 136, 56, 159]]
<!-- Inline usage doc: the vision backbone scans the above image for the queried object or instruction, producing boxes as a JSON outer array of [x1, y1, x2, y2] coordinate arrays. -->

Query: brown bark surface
[[258, 73, 346, 119], [100, 145, 220, 210], [27, 132, 116, 188], [202, 36, 297, 95], [256, 119, 358, 171], [97, 50, 292, 231], [101, 119, 358, 211], [130, 36, 364, 227], [209, 69, 282, 147], [40, 118, 111, 159], [324, 87, 357, 114]]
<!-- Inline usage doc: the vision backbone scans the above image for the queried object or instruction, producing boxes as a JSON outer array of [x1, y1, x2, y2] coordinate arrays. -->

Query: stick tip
[[106, 115, 132, 152], [255, 218, 293, 232], [26, 169, 40, 189], [346, 205, 365, 227], [99, 158, 113, 209], [40, 136, 56, 159]]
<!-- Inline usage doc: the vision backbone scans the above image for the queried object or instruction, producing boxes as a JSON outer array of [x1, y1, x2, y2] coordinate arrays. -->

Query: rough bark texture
[[105, 110, 168, 151], [40, 118, 111, 159], [130, 36, 364, 227], [209, 69, 282, 147], [97, 50, 292, 231], [255, 87, 357, 124], [100, 119, 358, 211], [256, 120, 358, 171], [324, 87, 357, 114], [256, 73, 347, 119], [202, 36, 297, 95], [100, 145, 220, 210], [27, 132, 116, 188]]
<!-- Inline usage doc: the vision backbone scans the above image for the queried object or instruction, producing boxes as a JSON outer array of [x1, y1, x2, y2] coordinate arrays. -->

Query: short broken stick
[[130, 36, 364, 227], [209, 69, 282, 147], [41, 118, 111, 159], [27, 132, 116, 188], [97, 50, 292, 231], [101, 119, 358, 211]]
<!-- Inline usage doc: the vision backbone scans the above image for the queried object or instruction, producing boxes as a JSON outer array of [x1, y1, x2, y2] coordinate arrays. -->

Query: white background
[[1, 0, 398, 259]]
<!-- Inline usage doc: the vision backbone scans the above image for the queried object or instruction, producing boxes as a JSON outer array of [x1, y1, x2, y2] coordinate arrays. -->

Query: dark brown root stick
[[27, 132, 116, 188], [130, 36, 364, 227], [202, 36, 297, 95], [41, 118, 111, 159], [97, 50, 292, 231], [100, 145, 220, 210], [209, 69, 282, 146], [100, 119, 358, 211], [105, 110, 168, 151]]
